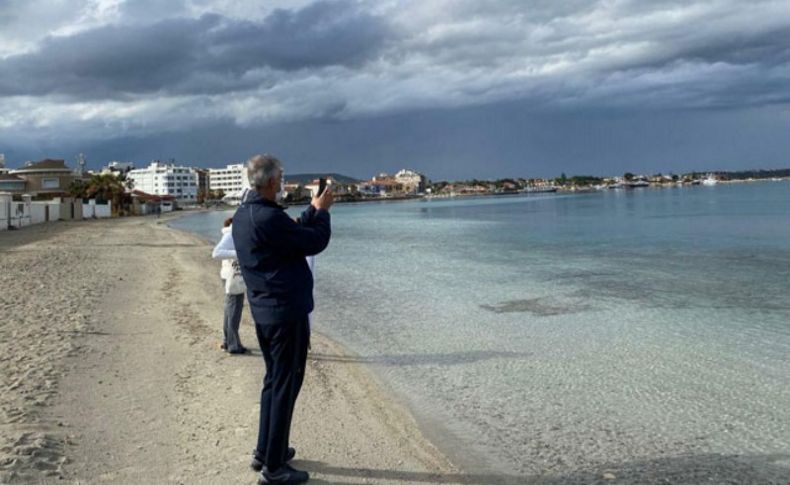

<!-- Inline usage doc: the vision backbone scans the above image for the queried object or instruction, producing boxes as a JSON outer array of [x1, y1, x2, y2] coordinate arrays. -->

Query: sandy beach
[[0, 216, 463, 484]]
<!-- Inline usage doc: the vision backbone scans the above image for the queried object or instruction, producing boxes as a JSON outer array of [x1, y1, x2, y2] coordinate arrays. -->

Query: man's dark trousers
[[255, 316, 310, 470]]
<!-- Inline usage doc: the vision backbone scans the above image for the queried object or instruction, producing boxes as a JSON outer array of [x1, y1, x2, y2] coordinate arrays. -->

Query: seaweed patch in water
[[480, 298, 591, 316]]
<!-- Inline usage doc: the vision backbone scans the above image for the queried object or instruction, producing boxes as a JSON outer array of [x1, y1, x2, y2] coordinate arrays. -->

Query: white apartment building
[[395, 169, 427, 193], [127, 161, 198, 204], [209, 163, 249, 195]]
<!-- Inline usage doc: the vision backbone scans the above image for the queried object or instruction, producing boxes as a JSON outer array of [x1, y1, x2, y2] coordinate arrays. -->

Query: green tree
[[624, 172, 635, 181], [570, 175, 603, 186], [68, 179, 88, 198], [81, 174, 128, 214]]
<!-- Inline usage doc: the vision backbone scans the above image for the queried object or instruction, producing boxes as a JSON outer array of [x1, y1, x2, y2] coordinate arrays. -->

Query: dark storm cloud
[[209, 0, 391, 71], [0, 0, 27, 25], [2, 0, 790, 178], [0, 0, 391, 98], [0, 15, 217, 98]]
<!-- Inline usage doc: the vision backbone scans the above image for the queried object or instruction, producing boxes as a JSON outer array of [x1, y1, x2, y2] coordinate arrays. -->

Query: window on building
[[42, 177, 60, 189]]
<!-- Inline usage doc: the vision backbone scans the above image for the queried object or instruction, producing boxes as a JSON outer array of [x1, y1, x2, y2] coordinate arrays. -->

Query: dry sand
[[0, 216, 466, 484]]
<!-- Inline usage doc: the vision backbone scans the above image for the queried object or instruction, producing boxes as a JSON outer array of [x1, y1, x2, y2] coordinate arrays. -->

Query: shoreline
[[0, 217, 461, 484], [163, 211, 489, 479], [180, 176, 790, 216], [167, 211, 540, 481]]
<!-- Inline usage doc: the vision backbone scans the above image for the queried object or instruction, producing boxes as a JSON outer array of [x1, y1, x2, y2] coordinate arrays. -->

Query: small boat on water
[[702, 175, 718, 186]]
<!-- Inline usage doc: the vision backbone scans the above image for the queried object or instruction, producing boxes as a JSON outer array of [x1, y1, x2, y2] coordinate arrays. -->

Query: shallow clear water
[[171, 182, 790, 478]]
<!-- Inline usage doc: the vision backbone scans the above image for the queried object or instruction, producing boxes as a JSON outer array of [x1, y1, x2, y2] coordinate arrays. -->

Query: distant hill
[[285, 173, 362, 185]]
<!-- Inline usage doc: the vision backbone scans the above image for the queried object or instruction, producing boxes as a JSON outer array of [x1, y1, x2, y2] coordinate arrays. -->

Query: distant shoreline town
[[1, 152, 788, 230]]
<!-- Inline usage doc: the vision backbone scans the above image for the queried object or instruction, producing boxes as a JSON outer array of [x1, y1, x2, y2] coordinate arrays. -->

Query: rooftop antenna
[[76, 153, 86, 176]]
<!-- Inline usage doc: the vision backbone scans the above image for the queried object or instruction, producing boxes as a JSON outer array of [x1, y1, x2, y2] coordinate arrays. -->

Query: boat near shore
[[702, 175, 718, 186]]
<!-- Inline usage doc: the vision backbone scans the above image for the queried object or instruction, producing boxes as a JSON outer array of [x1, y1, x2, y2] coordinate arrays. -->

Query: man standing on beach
[[232, 154, 333, 484]]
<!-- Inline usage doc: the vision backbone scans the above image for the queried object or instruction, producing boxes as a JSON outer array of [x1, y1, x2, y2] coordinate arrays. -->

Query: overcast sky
[[1, 0, 789, 179]]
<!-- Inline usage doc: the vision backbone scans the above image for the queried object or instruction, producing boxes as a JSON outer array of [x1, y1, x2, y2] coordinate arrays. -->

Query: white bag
[[224, 260, 246, 295]]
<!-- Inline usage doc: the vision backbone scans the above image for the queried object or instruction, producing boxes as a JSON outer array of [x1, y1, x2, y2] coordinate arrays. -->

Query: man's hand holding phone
[[312, 182, 334, 211]]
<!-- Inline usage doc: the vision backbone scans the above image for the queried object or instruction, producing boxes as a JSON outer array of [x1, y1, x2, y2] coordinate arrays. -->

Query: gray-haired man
[[232, 154, 333, 484]]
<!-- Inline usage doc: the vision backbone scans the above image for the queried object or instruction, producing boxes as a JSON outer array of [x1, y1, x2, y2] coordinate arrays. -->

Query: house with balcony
[[9, 159, 83, 198]]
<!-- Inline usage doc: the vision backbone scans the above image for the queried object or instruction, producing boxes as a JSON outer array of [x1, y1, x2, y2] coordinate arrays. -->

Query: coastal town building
[[648, 174, 676, 184], [9, 159, 84, 198], [101, 161, 135, 175], [127, 160, 198, 204], [357, 173, 402, 196], [304, 177, 355, 197], [194, 168, 210, 201], [0, 174, 27, 194], [129, 189, 176, 214], [208, 163, 249, 195], [283, 183, 312, 201], [394, 169, 427, 193]]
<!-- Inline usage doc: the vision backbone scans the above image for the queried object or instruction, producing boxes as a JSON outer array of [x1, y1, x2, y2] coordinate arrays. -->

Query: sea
[[170, 181, 790, 481]]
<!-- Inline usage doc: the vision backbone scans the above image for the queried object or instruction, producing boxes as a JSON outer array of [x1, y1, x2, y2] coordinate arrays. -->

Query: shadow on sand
[[296, 453, 790, 484]]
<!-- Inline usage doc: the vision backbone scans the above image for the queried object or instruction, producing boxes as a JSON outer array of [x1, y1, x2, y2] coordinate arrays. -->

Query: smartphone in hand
[[318, 177, 327, 196]]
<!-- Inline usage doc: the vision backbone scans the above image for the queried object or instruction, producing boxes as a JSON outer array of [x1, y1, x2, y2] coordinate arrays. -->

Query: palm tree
[[84, 174, 127, 215], [68, 179, 88, 199], [117, 172, 135, 191]]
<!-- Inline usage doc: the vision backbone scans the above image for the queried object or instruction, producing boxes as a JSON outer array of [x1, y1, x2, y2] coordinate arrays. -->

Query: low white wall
[[82, 202, 95, 218], [9, 199, 31, 228], [95, 201, 111, 218], [0, 194, 10, 230], [58, 202, 72, 220], [2, 197, 111, 228], [73, 201, 83, 220], [47, 203, 61, 221], [2, 197, 96, 229], [82, 199, 111, 218], [30, 202, 48, 224]]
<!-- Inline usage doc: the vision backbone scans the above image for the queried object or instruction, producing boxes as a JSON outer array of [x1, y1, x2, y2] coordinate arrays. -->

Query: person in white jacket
[[212, 218, 248, 354]]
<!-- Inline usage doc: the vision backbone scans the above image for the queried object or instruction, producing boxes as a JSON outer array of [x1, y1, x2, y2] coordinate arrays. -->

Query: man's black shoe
[[258, 464, 308, 484], [250, 447, 295, 471]]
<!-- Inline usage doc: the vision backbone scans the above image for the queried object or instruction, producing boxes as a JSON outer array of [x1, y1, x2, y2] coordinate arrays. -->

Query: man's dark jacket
[[232, 191, 331, 325]]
